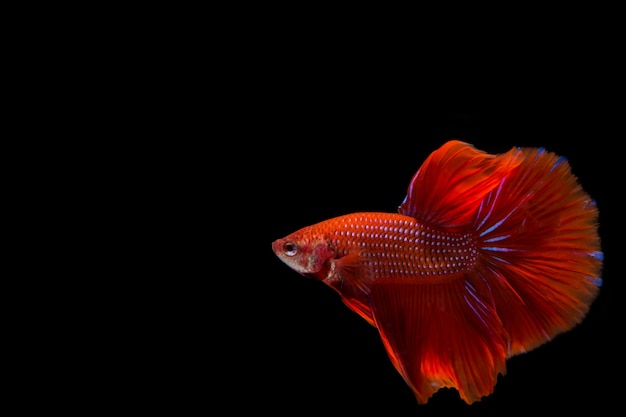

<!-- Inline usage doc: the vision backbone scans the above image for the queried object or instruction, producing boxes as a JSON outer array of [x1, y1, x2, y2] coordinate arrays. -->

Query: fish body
[[272, 140, 602, 404]]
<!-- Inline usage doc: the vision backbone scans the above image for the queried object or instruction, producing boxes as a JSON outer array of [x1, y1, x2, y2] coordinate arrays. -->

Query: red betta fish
[[271, 140, 603, 405]]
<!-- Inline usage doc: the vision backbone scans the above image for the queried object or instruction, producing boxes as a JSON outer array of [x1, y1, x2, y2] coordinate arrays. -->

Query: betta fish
[[271, 140, 603, 405]]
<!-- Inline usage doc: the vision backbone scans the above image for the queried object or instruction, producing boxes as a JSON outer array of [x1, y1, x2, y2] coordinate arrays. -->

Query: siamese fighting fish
[[271, 140, 602, 405]]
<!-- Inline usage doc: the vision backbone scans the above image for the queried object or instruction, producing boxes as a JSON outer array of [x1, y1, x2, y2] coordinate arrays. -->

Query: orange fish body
[[271, 140, 602, 404]]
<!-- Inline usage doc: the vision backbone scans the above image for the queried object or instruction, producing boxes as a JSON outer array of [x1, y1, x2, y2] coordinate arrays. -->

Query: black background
[[23, 10, 622, 415], [112, 53, 620, 413], [74, 103, 620, 415]]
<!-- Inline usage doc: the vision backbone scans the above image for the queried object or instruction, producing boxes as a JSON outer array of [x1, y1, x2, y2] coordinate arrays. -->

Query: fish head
[[272, 228, 333, 279]]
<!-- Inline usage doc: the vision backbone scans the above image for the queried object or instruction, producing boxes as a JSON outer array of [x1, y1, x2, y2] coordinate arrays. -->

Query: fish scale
[[322, 212, 477, 279]]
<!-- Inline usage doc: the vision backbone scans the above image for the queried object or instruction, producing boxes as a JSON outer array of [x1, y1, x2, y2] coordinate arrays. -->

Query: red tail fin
[[399, 141, 602, 356], [377, 141, 603, 404], [471, 145, 602, 356]]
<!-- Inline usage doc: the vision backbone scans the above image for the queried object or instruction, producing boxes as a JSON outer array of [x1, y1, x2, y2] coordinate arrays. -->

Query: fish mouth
[[271, 239, 284, 255]]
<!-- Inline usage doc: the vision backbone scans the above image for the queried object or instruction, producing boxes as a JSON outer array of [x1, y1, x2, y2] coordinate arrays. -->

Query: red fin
[[399, 140, 523, 228], [335, 252, 375, 295], [342, 297, 375, 327], [324, 252, 376, 326], [471, 146, 603, 356], [369, 277, 508, 404]]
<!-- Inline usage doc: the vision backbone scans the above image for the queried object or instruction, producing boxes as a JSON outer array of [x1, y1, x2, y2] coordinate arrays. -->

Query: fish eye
[[283, 242, 298, 257]]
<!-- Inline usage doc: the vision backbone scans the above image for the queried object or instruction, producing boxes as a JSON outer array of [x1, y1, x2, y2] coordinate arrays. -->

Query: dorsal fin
[[398, 140, 523, 228]]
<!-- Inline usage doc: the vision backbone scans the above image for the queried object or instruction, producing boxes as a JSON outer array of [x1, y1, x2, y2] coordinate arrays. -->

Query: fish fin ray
[[473, 146, 603, 355], [399, 140, 523, 228], [325, 252, 377, 326], [334, 252, 375, 295], [369, 276, 508, 404], [341, 297, 375, 326]]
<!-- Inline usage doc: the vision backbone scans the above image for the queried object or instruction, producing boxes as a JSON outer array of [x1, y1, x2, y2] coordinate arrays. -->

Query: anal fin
[[369, 276, 509, 404]]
